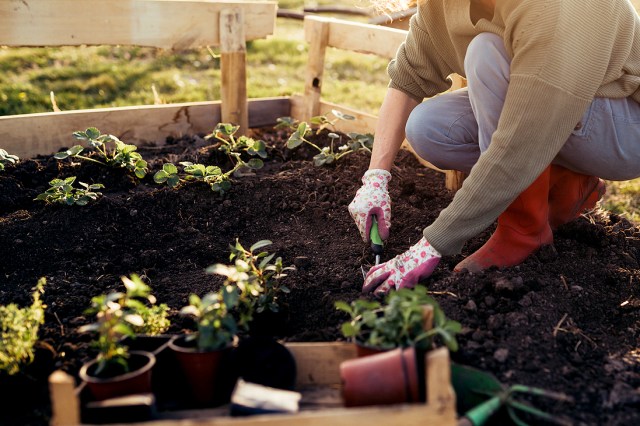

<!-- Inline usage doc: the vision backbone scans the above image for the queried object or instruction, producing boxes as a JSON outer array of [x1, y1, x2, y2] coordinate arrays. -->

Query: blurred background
[[1, 0, 637, 221]]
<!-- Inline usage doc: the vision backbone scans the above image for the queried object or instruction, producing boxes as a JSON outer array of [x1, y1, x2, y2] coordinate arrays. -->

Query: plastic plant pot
[[168, 335, 234, 407], [79, 350, 156, 401], [340, 346, 421, 407]]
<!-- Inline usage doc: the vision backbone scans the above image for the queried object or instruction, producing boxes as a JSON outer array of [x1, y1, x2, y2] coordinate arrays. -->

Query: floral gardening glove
[[348, 169, 392, 242], [362, 237, 441, 296]]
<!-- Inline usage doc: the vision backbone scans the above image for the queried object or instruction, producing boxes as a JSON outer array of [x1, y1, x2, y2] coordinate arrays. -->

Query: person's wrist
[[362, 169, 391, 185]]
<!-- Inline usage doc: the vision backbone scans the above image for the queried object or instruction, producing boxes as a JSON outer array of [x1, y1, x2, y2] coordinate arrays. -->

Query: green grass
[[0, 2, 638, 221]]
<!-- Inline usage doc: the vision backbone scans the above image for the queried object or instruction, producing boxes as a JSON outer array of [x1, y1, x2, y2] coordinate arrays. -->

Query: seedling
[[335, 285, 461, 351], [0, 278, 46, 376], [35, 176, 104, 206], [206, 123, 267, 168], [54, 127, 148, 178], [284, 110, 374, 166], [154, 159, 258, 194], [207, 240, 294, 325], [179, 289, 239, 351], [78, 274, 163, 375], [0, 148, 19, 171]]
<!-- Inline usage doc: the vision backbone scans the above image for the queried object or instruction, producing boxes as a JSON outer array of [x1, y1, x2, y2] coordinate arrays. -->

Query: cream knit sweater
[[388, 0, 640, 255]]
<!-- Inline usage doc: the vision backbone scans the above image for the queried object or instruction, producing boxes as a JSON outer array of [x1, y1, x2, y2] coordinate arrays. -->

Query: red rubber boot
[[454, 167, 553, 273], [548, 165, 605, 230]]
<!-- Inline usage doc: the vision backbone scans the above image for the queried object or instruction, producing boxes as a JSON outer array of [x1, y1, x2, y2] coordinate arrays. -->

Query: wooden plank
[[0, 0, 276, 49], [134, 404, 455, 425], [220, 8, 249, 134], [304, 16, 407, 59], [285, 342, 357, 387], [303, 18, 330, 120], [0, 97, 291, 159], [426, 347, 456, 418], [48, 370, 81, 426]]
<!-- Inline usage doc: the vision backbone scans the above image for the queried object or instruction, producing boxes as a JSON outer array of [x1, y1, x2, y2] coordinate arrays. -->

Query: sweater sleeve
[[423, 0, 630, 255], [387, 6, 455, 102]]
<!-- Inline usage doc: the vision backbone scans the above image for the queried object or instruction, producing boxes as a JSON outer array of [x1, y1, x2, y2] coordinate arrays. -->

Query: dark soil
[[0, 127, 638, 426]]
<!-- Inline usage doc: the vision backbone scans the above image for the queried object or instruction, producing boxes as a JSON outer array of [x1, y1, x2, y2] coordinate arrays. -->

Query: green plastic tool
[[370, 215, 384, 265]]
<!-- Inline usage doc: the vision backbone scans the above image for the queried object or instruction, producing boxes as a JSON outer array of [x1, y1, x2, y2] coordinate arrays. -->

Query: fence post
[[220, 8, 249, 135], [303, 16, 330, 121]]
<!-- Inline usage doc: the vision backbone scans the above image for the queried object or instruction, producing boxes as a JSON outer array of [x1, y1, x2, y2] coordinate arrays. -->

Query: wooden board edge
[[0, 97, 291, 159]]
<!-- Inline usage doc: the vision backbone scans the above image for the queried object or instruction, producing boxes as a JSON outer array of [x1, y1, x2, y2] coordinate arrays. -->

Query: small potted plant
[[78, 274, 161, 401], [207, 239, 294, 336], [168, 288, 240, 407], [0, 278, 53, 412], [335, 285, 461, 355], [335, 286, 461, 407]]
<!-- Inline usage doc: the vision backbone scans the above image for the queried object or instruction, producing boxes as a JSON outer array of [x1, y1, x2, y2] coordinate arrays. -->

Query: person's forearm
[[369, 88, 420, 171]]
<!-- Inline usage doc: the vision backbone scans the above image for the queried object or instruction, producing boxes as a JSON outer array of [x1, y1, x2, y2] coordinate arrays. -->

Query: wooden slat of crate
[[0, 97, 291, 159], [48, 343, 456, 426], [0, 0, 276, 49]]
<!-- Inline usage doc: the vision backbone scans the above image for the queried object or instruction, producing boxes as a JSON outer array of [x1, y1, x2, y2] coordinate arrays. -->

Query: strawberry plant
[[54, 127, 148, 178], [284, 110, 374, 166], [154, 161, 237, 193], [78, 274, 164, 374], [335, 285, 461, 352], [0, 278, 46, 376], [35, 176, 104, 206], [0, 148, 19, 171], [206, 122, 267, 169]]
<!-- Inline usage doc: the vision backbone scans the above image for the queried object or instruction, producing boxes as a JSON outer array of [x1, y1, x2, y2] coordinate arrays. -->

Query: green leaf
[[332, 109, 355, 121], [247, 158, 263, 169], [250, 240, 272, 252]]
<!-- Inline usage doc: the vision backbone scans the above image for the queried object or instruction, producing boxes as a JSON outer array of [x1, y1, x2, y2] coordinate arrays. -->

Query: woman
[[349, 0, 640, 295]]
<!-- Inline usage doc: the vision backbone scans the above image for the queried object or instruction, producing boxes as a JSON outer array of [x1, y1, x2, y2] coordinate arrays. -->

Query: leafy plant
[[205, 122, 267, 168], [0, 148, 19, 171], [0, 278, 46, 376], [154, 161, 240, 194], [35, 176, 104, 206], [207, 240, 294, 327], [284, 110, 373, 166], [179, 289, 239, 351], [78, 274, 164, 375], [335, 285, 461, 352], [54, 127, 148, 178]]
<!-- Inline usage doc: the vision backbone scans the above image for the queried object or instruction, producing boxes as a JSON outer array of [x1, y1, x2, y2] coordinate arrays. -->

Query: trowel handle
[[370, 216, 384, 255]]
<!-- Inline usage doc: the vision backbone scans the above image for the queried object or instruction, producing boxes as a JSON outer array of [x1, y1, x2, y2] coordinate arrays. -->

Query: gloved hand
[[348, 169, 392, 242], [362, 237, 441, 296]]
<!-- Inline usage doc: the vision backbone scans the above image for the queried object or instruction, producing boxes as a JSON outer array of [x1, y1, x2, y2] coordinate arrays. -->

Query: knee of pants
[[405, 105, 479, 173], [464, 32, 508, 81]]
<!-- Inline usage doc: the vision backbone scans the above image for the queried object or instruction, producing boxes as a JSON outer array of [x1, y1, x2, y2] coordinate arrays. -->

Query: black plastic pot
[[230, 336, 297, 391]]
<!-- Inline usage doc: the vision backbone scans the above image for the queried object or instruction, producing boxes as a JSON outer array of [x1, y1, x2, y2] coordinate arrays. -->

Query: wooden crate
[[49, 342, 457, 426]]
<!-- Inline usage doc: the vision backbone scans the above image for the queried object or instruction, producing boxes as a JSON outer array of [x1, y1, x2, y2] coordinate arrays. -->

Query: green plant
[[207, 240, 294, 326], [0, 278, 46, 376], [0, 148, 19, 171], [54, 127, 148, 178], [206, 122, 267, 168], [154, 161, 241, 194], [284, 110, 374, 166], [179, 289, 240, 351], [335, 285, 461, 351], [78, 274, 163, 375], [34, 176, 104, 206]]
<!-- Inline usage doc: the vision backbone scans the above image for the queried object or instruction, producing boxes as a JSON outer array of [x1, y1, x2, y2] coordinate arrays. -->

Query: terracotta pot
[[79, 350, 156, 401], [340, 346, 421, 407], [168, 335, 234, 407], [355, 342, 388, 358]]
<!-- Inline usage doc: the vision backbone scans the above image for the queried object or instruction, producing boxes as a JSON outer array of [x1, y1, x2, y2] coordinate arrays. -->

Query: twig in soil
[[53, 311, 65, 336], [559, 275, 568, 291], [552, 313, 568, 337], [429, 290, 459, 298]]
